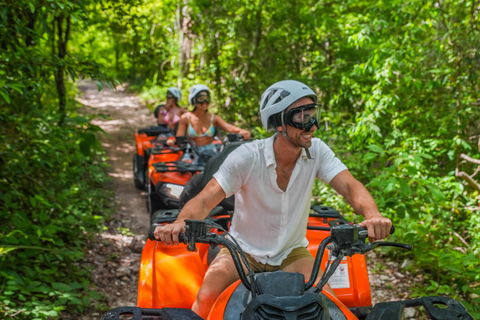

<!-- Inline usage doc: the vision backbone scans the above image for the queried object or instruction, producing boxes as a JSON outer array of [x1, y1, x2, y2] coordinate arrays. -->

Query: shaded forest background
[[1, 0, 479, 318]]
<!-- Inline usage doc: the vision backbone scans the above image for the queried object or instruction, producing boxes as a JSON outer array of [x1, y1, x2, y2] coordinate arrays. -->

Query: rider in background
[[154, 87, 186, 131], [156, 80, 392, 318], [172, 84, 250, 154]]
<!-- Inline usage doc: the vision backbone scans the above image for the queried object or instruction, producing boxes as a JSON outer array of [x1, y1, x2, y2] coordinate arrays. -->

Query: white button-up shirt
[[213, 134, 348, 265]]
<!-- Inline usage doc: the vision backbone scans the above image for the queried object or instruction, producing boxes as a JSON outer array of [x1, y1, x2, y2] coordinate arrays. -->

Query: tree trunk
[[179, 0, 192, 85], [54, 13, 71, 126]]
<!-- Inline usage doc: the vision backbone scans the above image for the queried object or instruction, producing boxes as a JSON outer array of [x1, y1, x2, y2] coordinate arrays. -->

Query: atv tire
[[145, 169, 164, 216], [133, 154, 145, 190]]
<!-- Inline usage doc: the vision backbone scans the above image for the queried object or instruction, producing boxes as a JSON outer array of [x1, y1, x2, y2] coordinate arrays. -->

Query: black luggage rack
[[137, 126, 172, 137], [152, 161, 204, 173], [308, 205, 349, 231], [150, 146, 182, 155]]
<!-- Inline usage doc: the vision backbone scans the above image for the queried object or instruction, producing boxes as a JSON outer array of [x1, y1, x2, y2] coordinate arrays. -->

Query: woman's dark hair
[[154, 104, 165, 118]]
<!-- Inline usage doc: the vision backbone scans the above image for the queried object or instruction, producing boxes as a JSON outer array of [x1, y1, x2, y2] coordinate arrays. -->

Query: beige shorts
[[217, 246, 313, 272]]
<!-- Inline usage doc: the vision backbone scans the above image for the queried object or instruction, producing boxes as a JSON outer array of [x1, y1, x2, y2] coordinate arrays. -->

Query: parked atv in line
[[132, 125, 174, 191], [134, 125, 246, 221], [101, 211, 473, 320]]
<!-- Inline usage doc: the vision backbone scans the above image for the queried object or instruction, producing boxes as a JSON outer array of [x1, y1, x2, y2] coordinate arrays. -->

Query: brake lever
[[349, 240, 412, 255], [370, 241, 412, 250]]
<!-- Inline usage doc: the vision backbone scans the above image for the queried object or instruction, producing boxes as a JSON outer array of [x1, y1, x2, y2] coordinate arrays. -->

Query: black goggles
[[195, 93, 210, 104], [166, 93, 174, 99], [283, 104, 320, 131]]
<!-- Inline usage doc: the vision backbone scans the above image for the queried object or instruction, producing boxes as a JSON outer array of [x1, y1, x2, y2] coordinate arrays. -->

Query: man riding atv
[[154, 80, 392, 319]]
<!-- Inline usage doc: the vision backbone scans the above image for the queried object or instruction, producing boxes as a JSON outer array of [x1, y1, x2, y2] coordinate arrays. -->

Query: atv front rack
[[137, 126, 172, 136], [101, 295, 473, 320], [365, 296, 473, 320], [101, 306, 202, 320], [152, 161, 204, 173], [150, 146, 182, 155]]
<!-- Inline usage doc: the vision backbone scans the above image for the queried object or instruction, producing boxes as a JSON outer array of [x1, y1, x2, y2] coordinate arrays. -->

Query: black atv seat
[[179, 141, 246, 210], [201, 141, 246, 186], [137, 125, 172, 136]]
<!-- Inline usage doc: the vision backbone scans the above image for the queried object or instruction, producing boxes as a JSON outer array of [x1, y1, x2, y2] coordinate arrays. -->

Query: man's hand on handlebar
[[239, 129, 251, 140], [154, 221, 185, 246], [358, 216, 392, 242]]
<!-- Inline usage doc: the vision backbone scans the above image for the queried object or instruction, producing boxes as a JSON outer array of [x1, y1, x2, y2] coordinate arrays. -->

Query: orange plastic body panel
[[150, 170, 194, 187], [144, 144, 194, 188], [207, 281, 358, 320], [147, 149, 195, 187], [148, 151, 182, 167], [306, 217, 372, 308], [320, 291, 358, 319], [138, 216, 372, 315], [208, 281, 241, 320], [138, 239, 210, 309], [137, 239, 156, 308], [135, 132, 156, 157]]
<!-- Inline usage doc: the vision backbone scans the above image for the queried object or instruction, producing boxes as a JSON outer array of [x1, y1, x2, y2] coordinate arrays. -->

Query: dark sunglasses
[[166, 93, 174, 99], [284, 104, 320, 131]]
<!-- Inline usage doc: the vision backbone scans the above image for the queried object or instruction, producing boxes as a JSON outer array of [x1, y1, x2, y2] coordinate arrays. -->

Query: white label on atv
[[326, 261, 350, 289]]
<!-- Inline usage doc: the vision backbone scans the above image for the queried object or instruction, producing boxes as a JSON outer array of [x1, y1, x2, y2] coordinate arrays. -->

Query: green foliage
[[0, 89, 114, 318], [2, 0, 480, 317], [95, 0, 480, 314]]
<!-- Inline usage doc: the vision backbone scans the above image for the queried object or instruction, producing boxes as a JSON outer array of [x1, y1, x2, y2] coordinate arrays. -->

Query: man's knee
[[196, 282, 224, 303], [193, 283, 223, 317]]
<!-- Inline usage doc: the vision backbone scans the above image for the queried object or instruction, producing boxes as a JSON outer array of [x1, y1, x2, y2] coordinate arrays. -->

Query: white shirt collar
[[264, 133, 310, 168], [264, 135, 276, 167]]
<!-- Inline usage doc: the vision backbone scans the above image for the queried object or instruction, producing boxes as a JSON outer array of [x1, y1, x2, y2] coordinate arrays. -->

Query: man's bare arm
[[329, 170, 391, 241]]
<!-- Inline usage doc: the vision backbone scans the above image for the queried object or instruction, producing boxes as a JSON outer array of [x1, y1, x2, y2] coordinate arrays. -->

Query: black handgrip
[[148, 224, 185, 242], [227, 133, 244, 142], [358, 225, 395, 238], [175, 136, 188, 149], [148, 224, 159, 241]]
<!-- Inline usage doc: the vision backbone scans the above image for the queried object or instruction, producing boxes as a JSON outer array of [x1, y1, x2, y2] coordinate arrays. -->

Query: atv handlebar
[[148, 220, 411, 295], [306, 224, 410, 291], [225, 133, 245, 142], [148, 220, 254, 290]]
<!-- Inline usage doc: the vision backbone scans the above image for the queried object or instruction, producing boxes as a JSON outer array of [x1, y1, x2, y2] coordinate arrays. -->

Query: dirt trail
[[76, 81, 153, 319], [77, 81, 151, 234], [75, 81, 420, 320]]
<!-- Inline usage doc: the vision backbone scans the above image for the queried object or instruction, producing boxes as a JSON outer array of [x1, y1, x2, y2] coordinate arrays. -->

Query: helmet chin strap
[[278, 111, 312, 159]]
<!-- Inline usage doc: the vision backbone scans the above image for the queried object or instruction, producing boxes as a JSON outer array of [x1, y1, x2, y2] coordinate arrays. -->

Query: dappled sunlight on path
[[76, 80, 156, 318]]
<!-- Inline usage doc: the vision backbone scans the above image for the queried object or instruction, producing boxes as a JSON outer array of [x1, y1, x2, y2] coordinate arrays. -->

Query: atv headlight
[[159, 183, 184, 201]]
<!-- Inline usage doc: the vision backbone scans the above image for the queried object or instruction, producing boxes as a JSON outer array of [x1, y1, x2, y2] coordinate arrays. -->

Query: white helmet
[[260, 80, 317, 130], [188, 84, 210, 105], [167, 87, 182, 100]]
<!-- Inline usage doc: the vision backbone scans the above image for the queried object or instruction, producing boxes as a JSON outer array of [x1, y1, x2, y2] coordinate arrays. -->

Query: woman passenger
[[155, 87, 186, 131], [174, 84, 250, 154]]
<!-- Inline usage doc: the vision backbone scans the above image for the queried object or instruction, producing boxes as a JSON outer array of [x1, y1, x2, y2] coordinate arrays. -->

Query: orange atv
[[133, 125, 174, 191], [112, 139, 473, 320], [143, 133, 245, 222], [101, 212, 473, 320]]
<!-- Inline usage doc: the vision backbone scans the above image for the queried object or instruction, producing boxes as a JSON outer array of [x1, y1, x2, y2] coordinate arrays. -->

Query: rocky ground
[[74, 81, 425, 320]]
